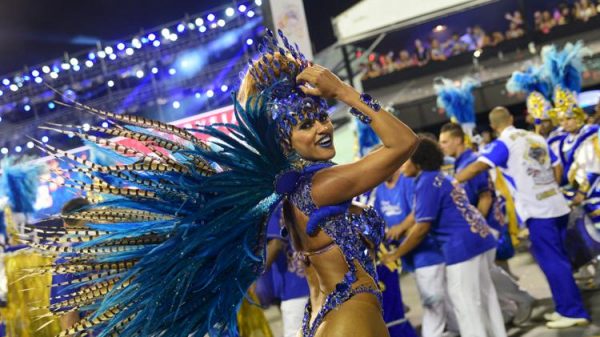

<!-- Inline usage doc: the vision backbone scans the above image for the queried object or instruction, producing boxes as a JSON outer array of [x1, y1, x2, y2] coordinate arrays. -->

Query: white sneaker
[[546, 316, 589, 329], [543, 312, 561, 321]]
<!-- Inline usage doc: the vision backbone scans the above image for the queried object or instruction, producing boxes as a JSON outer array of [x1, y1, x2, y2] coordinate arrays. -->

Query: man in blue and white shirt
[[455, 106, 590, 329]]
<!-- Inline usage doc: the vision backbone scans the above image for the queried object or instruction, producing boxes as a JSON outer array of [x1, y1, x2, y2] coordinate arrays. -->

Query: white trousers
[[280, 296, 308, 337], [446, 250, 507, 337], [414, 263, 451, 337]]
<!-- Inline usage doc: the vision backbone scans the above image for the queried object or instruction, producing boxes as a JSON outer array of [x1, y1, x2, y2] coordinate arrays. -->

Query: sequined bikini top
[[285, 162, 385, 283]]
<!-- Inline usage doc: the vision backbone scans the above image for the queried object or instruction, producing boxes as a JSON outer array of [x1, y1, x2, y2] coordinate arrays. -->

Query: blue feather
[[542, 41, 591, 93], [0, 157, 44, 213], [506, 66, 553, 100], [434, 77, 480, 124]]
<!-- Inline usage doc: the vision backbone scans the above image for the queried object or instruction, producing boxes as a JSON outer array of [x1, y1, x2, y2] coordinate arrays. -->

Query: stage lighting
[[109, 54, 117, 60], [0, 148, 8, 155], [172, 101, 181, 109], [132, 38, 142, 48], [255, 0, 262, 6], [50, 72, 59, 79], [187, 23, 196, 30], [102, 121, 109, 128], [41, 136, 49, 143], [195, 18, 204, 26], [151, 67, 159, 74], [153, 40, 161, 47], [27, 141, 34, 149], [85, 60, 94, 68], [0, 90, 3, 96], [73, 65, 81, 71], [61, 63, 71, 70], [206, 89, 214, 97], [107, 80, 115, 87], [246, 38, 253, 45], [83, 123, 90, 131], [117, 42, 126, 50], [68, 132, 75, 138], [199, 25, 207, 33], [207, 13, 216, 22], [88, 52, 96, 60], [48, 102, 55, 109], [35, 77, 43, 84], [210, 23, 217, 29], [42, 65, 51, 73], [238, 4, 247, 12], [247, 10, 255, 18], [195, 92, 201, 98], [221, 84, 228, 92], [161, 28, 171, 38], [97, 51, 107, 58], [169, 68, 177, 75], [31, 70, 40, 77], [433, 25, 447, 33], [177, 23, 185, 33], [169, 34, 178, 42], [126, 48, 134, 55], [148, 33, 157, 41], [9, 84, 18, 92], [136, 70, 145, 78], [1, 79, 8, 86], [24, 104, 31, 111], [473, 49, 482, 58], [15, 146, 22, 153], [217, 19, 226, 27], [105, 46, 114, 55], [225, 7, 235, 17]]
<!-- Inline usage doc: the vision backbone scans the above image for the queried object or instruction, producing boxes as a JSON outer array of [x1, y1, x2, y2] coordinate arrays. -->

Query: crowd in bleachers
[[534, 0, 599, 34]]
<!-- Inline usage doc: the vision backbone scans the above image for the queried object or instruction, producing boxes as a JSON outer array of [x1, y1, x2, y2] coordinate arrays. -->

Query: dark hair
[[61, 197, 90, 227], [440, 122, 465, 142], [411, 137, 444, 171]]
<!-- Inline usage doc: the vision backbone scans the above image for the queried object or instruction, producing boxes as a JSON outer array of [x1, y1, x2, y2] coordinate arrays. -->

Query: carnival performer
[[25, 29, 418, 337], [383, 137, 506, 337], [455, 106, 591, 328]]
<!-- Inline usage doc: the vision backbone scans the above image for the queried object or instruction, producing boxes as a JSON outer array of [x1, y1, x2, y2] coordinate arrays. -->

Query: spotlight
[[136, 70, 145, 78], [169, 34, 178, 42], [41, 136, 49, 143], [69, 58, 79, 66], [104, 46, 114, 54], [48, 102, 55, 109], [195, 92, 201, 98], [0, 90, 2, 96], [72, 65, 81, 71], [61, 63, 71, 70], [15, 146, 22, 153], [151, 67, 159, 74], [27, 141, 34, 149], [50, 72, 59, 79], [207, 14, 216, 22], [68, 132, 75, 138], [102, 121, 109, 128], [132, 38, 142, 48], [125, 48, 134, 56], [172, 101, 181, 109], [88, 52, 96, 60], [206, 89, 214, 97], [83, 123, 91, 131], [473, 49, 483, 58], [1, 148, 8, 154], [148, 33, 156, 41], [246, 38, 254, 46], [238, 4, 247, 12], [97, 51, 107, 58], [177, 23, 185, 33], [107, 80, 115, 87], [42, 66, 51, 73], [199, 25, 207, 33], [217, 19, 226, 27], [433, 25, 447, 33], [109, 54, 117, 60], [85, 60, 94, 68], [31, 70, 40, 77], [225, 7, 235, 17], [153, 40, 161, 47], [187, 23, 196, 30], [161, 28, 171, 38], [1, 79, 9, 85], [34, 77, 43, 84], [210, 23, 217, 29], [117, 42, 126, 50], [255, 0, 262, 6], [9, 84, 18, 92], [247, 10, 255, 18], [195, 18, 204, 26], [220, 84, 228, 92], [168, 68, 177, 75], [24, 104, 31, 111]]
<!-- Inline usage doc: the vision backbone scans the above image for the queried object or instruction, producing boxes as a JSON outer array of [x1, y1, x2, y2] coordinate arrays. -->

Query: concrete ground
[[263, 249, 600, 337]]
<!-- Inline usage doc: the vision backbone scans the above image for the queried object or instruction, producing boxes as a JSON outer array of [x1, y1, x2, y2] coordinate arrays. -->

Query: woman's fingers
[[298, 85, 321, 96], [296, 67, 318, 84]]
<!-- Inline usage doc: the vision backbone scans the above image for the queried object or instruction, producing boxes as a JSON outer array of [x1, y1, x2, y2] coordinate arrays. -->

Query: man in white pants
[[384, 137, 506, 337], [456, 107, 590, 328]]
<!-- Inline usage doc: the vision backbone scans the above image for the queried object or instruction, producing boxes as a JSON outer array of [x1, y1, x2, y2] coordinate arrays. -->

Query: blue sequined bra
[[285, 163, 385, 337]]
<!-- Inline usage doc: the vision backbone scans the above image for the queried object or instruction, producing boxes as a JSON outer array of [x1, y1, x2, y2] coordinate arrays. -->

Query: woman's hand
[[296, 64, 354, 100], [385, 224, 407, 241]]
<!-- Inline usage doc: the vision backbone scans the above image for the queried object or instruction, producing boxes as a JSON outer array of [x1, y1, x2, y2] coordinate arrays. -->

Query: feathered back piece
[[0, 157, 44, 213], [505, 66, 552, 100], [22, 30, 311, 337], [356, 121, 380, 158], [434, 77, 480, 136], [541, 41, 591, 94]]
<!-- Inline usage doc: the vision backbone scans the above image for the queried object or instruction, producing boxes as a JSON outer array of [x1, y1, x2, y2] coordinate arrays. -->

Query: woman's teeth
[[317, 135, 332, 148]]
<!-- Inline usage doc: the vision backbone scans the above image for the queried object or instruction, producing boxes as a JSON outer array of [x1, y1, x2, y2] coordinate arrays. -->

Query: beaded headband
[[245, 29, 329, 143]]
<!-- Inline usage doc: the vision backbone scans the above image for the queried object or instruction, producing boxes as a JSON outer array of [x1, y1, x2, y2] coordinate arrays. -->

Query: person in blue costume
[[25, 29, 418, 337], [374, 160, 452, 337], [456, 106, 591, 329], [263, 202, 309, 337], [439, 123, 535, 325], [383, 137, 506, 337]]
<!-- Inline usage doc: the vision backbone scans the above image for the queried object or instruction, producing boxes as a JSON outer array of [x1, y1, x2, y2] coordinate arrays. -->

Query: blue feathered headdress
[[434, 77, 480, 126], [506, 65, 553, 100], [542, 41, 591, 94], [0, 157, 44, 213]]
